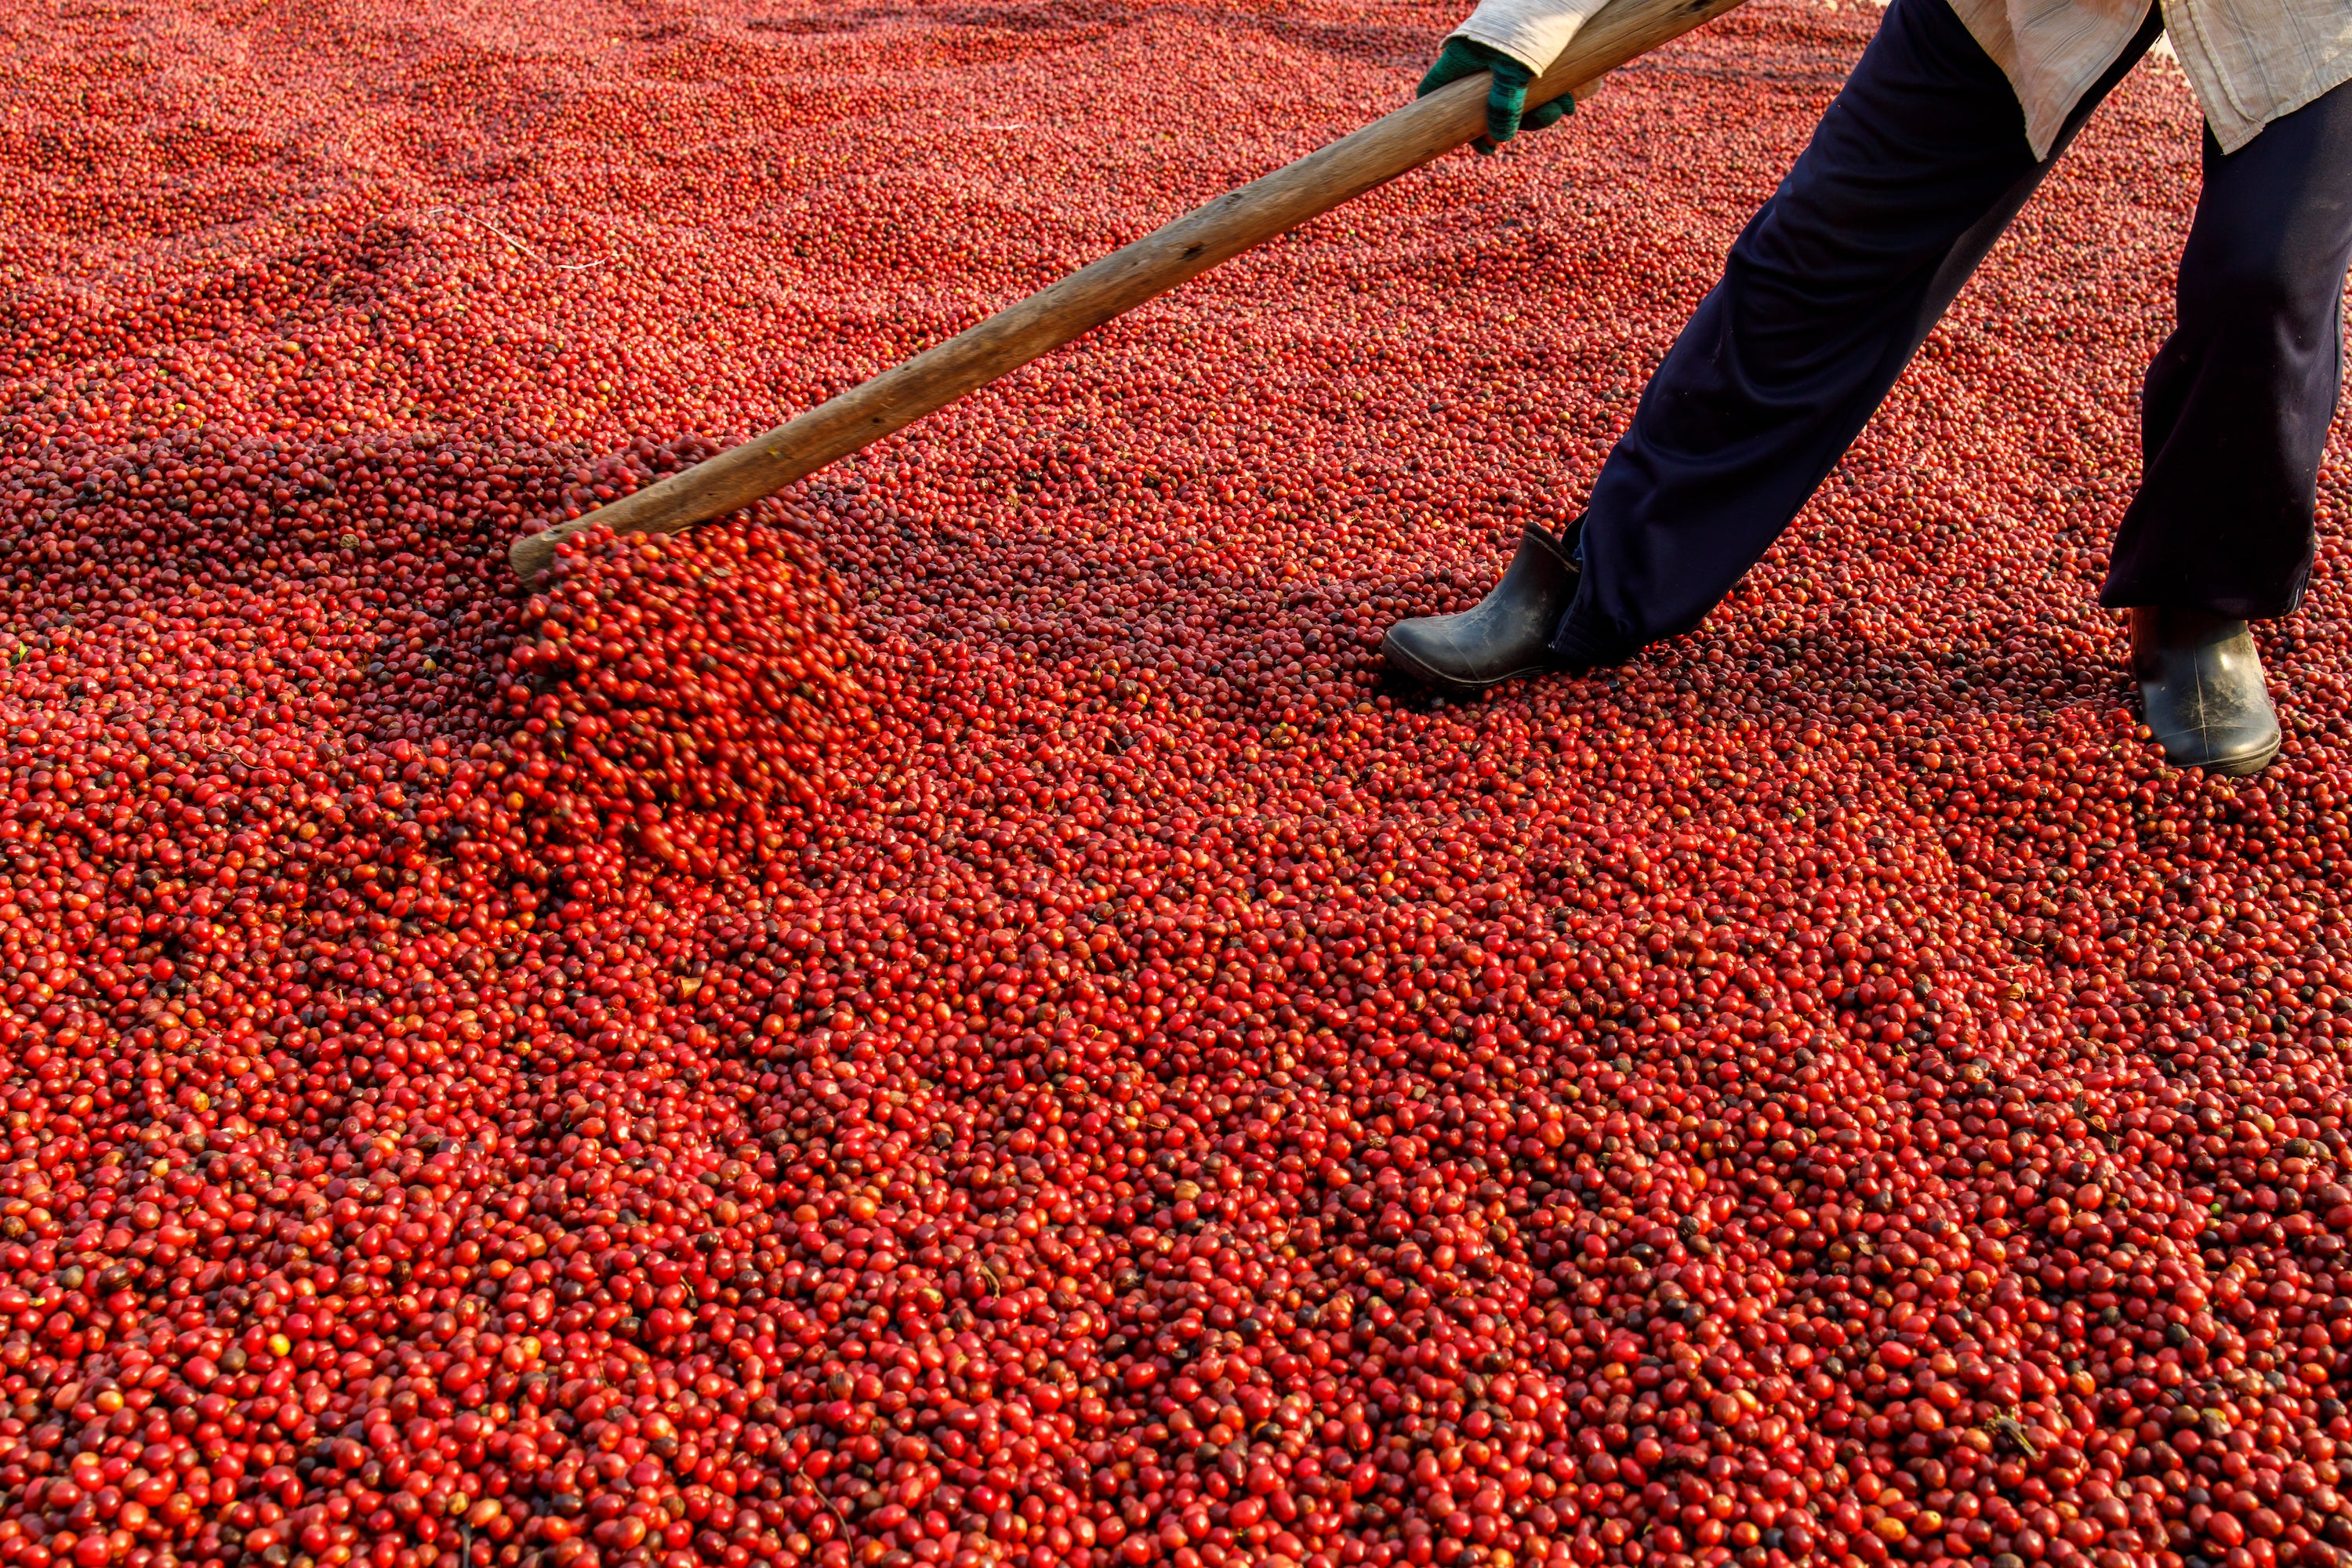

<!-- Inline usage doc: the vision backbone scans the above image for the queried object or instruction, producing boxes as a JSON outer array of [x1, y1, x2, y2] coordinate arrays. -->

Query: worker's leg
[[2096, 83, 2352, 775], [2101, 85, 2352, 619], [1548, 0, 2163, 666]]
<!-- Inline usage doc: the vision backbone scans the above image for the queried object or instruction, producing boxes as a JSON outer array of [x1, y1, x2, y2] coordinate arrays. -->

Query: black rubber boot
[[2132, 606, 2281, 775], [1381, 524, 1579, 693]]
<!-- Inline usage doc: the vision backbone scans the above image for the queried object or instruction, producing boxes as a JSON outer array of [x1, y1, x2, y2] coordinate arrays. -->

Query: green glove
[[1417, 36, 1571, 154]]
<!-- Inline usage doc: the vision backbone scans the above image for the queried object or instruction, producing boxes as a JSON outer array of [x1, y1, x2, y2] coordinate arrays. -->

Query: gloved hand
[[1417, 36, 1571, 153]]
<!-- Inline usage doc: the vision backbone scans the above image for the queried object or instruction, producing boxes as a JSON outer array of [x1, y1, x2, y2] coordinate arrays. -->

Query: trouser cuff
[[1548, 608, 1637, 672]]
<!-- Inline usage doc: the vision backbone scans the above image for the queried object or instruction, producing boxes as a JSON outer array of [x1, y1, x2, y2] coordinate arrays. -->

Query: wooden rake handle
[[509, 0, 1749, 583]]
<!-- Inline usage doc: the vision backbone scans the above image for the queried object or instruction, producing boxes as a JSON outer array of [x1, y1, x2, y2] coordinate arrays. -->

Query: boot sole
[[2190, 733, 2281, 777], [1379, 630, 1555, 695], [2149, 724, 2281, 776]]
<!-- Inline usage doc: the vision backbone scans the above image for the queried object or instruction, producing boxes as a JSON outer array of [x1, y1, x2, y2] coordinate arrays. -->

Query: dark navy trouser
[[1549, 0, 2352, 667]]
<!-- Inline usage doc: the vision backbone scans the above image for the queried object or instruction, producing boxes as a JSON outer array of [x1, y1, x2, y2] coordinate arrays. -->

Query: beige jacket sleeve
[[1449, 0, 1619, 74]]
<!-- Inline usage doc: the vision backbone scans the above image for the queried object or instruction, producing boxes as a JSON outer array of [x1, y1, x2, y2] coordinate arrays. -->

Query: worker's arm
[[1422, 0, 1617, 148]]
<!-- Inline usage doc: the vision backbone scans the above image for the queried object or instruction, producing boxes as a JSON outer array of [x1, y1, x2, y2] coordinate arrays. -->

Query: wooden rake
[[507, 0, 1748, 583]]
